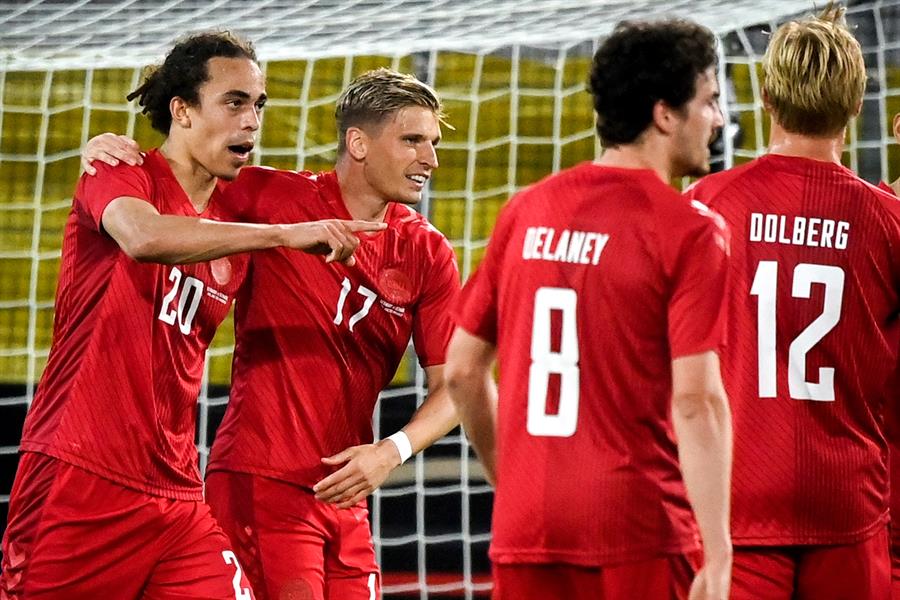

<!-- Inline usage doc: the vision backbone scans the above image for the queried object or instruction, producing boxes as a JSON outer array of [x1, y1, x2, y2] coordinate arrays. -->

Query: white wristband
[[386, 431, 413, 464]]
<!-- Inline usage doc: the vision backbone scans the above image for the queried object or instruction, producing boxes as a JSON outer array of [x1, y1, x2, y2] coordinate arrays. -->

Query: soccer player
[[83, 68, 460, 600], [446, 19, 732, 600], [687, 6, 900, 599], [0, 33, 383, 600]]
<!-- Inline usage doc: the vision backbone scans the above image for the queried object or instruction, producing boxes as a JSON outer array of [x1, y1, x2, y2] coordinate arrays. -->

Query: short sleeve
[[667, 207, 730, 358], [453, 202, 517, 345], [411, 236, 461, 367], [74, 160, 152, 232]]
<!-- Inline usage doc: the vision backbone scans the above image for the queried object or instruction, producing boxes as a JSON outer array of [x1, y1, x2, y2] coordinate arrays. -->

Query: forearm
[[450, 373, 498, 484], [120, 213, 285, 264], [396, 385, 459, 455], [673, 390, 732, 560]]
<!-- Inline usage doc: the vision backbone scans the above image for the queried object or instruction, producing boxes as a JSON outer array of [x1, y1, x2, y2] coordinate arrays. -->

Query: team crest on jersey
[[378, 268, 414, 305], [210, 257, 232, 285]]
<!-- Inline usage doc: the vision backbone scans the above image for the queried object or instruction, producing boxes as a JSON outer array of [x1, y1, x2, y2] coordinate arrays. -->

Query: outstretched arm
[[444, 328, 498, 485], [102, 196, 385, 266], [314, 364, 459, 508]]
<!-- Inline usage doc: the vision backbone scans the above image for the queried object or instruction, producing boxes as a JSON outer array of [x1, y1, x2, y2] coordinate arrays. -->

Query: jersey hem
[[20, 443, 204, 502], [205, 461, 318, 491], [489, 540, 700, 567], [732, 511, 889, 546]]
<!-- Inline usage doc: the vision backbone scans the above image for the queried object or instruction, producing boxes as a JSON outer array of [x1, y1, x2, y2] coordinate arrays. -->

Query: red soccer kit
[[690, 155, 900, 598], [205, 168, 459, 600], [1, 150, 253, 599], [454, 163, 729, 590]]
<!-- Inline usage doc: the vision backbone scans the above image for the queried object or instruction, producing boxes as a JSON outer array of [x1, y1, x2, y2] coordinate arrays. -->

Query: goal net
[[1, 1, 897, 597]]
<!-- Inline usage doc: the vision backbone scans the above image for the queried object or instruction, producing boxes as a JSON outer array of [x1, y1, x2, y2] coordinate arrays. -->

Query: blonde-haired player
[[688, 5, 900, 598]]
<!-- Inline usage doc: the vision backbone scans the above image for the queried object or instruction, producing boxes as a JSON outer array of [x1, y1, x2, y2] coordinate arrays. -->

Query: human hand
[[82, 133, 143, 175], [283, 219, 386, 266], [688, 553, 732, 600], [312, 442, 402, 508]]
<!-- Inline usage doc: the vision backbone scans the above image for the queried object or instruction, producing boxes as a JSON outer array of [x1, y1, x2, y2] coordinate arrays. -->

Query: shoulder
[[857, 178, 900, 224], [391, 204, 456, 261], [685, 159, 762, 204], [232, 166, 320, 195], [228, 167, 326, 220], [80, 157, 154, 194]]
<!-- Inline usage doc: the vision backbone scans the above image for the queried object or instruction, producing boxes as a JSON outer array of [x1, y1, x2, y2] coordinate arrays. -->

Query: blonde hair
[[763, 3, 866, 136], [335, 68, 449, 155]]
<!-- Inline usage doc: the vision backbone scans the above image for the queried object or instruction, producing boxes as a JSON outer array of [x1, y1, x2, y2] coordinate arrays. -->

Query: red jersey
[[455, 163, 729, 567], [207, 169, 459, 489], [19, 149, 248, 500], [689, 154, 900, 545]]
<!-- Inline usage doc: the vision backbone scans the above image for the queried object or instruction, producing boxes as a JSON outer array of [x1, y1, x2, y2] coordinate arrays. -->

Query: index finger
[[346, 220, 388, 233]]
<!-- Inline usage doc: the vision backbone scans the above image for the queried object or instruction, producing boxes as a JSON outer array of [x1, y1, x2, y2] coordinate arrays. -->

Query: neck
[[892, 178, 900, 197], [595, 138, 673, 184], [160, 139, 218, 214], [334, 155, 390, 221], [767, 121, 845, 165]]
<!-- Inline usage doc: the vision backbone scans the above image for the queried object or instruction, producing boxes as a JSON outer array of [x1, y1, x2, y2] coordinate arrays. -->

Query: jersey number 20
[[158, 266, 204, 334], [750, 261, 844, 401], [527, 287, 579, 437]]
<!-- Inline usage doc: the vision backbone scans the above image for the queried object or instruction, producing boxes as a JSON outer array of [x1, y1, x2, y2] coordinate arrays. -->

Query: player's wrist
[[385, 431, 413, 464]]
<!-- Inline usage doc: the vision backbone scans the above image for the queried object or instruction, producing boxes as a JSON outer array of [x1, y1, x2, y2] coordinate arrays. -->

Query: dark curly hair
[[589, 19, 718, 147], [127, 32, 257, 134]]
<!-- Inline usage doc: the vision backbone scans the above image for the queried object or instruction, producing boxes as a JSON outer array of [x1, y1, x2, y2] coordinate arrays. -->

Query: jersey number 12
[[750, 261, 844, 401]]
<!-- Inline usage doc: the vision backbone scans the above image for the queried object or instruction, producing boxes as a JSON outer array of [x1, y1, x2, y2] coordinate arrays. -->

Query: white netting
[[4, 0, 815, 71], [1, 1, 898, 598]]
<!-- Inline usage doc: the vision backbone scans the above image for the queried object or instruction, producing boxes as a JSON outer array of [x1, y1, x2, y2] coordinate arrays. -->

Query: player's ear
[[345, 127, 368, 161], [652, 100, 678, 135], [170, 96, 191, 129], [893, 112, 900, 144], [761, 87, 773, 113]]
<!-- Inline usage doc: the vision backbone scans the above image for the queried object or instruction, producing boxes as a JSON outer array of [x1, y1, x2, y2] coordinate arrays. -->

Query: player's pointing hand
[[283, 219, 386, 267]]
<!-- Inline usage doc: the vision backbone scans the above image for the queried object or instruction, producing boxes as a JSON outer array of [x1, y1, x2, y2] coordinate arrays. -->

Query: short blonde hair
[[763, 3, 866, 136], [335, 68, 448, 155]]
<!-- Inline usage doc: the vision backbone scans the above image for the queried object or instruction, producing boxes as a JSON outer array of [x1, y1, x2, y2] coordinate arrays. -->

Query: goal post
[[1, 1, 898, 598]]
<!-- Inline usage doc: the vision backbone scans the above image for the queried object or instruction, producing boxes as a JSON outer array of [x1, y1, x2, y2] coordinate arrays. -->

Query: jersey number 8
[[527, 287, 580, 437]]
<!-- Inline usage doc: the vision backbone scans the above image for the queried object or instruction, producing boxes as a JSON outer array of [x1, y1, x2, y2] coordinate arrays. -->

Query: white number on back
[[750, 261, 844, 401], [158, 266, 204, 334], [527, 287, 580, 437], [221, 550, 252, 600]]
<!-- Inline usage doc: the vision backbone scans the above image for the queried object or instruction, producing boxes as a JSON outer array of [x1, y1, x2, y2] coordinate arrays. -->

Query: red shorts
[[491, 552, 701, 600], [206, 469, 380, 600], [732, 527, 891, 600], [0, 452, 254, 600]]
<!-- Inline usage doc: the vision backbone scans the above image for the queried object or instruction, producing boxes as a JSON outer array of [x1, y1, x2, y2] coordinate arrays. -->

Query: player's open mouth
[[228, 143, 254, 161]]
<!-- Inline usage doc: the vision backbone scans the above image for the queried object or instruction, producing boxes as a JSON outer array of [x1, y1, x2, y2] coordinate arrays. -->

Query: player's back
[[690, 154, 900, 545], [481, 162, 727, 566]]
